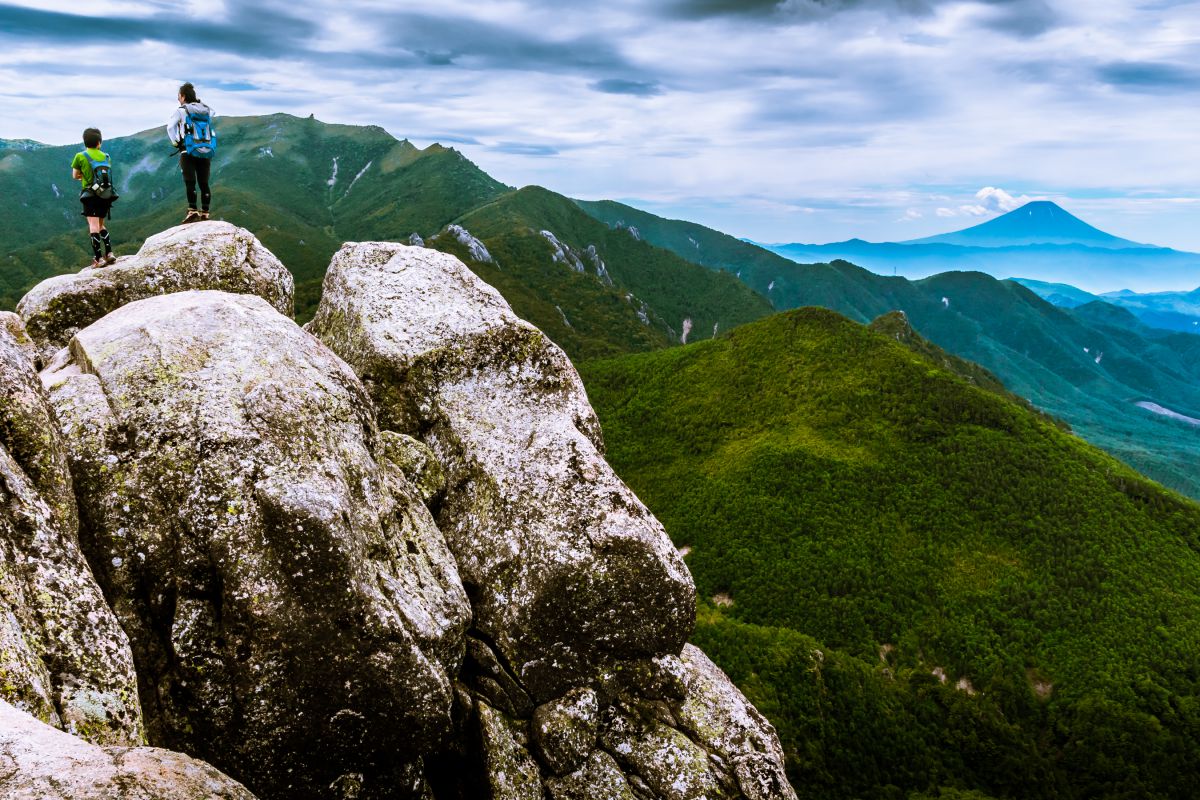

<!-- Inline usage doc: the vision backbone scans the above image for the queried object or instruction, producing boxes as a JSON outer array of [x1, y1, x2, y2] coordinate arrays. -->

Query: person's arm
[[71, 153, 83, 180], [166, 108, 183, 147]]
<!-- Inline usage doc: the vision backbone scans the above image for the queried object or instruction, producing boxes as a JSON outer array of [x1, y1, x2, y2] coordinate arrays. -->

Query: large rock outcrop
[[0, 699, 256, 800], [307, 242, 696, 700], [0, 319, 142, 745], [17, 222, 293, 364], [41, 290, 471, 798], [7, 226, 796, 800], [308, 242, 796, 798]]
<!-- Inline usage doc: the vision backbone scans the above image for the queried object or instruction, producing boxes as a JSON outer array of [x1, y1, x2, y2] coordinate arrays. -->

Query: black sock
[[89, 233, 102, 260], [99, 229, 112, 255]]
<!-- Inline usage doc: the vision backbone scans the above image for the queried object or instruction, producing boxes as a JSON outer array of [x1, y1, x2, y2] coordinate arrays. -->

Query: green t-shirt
[[70, 148, 109, 189]]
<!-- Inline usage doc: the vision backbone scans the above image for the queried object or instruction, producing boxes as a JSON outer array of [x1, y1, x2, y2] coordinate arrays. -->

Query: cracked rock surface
[[0, 322, 142, 745], [309, 242, 795, 799], [17, 222, 293, 364], [5, 227, 796, 800], [41, 290, 470, 798], [308, 241, 696, 700], [0, 699, 255, 799]]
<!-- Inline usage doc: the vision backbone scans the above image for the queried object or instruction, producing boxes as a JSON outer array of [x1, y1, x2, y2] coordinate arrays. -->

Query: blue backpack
[[81, 150, 118, 201], [182, 107, 216, 158]]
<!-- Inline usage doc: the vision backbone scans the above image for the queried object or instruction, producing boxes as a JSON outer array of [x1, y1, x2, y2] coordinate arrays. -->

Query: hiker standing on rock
[[167, 82, 216, 224], [70, 127, 118, 268]]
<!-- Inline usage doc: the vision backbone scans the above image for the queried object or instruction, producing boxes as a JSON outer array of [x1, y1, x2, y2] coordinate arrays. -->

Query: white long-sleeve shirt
[[167, 101, 214, 147]]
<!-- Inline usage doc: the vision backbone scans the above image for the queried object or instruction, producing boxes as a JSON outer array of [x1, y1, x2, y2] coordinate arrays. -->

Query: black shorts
[[80, 195, 113, 218]]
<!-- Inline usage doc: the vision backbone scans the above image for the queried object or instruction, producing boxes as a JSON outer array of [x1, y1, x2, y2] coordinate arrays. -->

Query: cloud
[[590, 79, 662, 96], [372, 11, 628, 74], [898, 207, 924, 221], [0, 1, 317, 58], [975, 186, 1027, 213], [1096, 61, 1200, 93], [491, 142, 559, 156], [661, 0, 939, 22], [974, 0, 1060, 38]]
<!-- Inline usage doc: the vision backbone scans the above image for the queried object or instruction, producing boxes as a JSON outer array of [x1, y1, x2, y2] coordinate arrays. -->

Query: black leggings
[[180, 154, 212, 211]]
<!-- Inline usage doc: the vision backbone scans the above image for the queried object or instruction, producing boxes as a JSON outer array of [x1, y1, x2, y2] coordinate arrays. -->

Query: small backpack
[[183, 108, 217, 158], [82, 151, 118, 201]]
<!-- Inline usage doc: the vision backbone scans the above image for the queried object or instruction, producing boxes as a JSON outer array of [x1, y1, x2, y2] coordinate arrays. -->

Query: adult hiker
[[167, 82, 216, 224], [70, 127, 119, 268]]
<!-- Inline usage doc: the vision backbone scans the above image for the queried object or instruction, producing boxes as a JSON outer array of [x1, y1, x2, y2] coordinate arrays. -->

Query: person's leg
[[196, 158, 211, 216], [86, 215, 103, 264], [98, 217, 113, 260], [180, 155, 199, 219]]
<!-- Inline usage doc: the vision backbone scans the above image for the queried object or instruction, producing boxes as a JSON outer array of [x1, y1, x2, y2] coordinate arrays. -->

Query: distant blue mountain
[[904, 200, 1151, 249], [1007, 278, 1099, 308], [1013, 278, 1200, 334], [762, 201, 1200, 293]]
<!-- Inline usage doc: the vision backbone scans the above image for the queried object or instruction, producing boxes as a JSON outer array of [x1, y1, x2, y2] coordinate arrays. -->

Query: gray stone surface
[[0, 325, 142, 745], [603, 710, 721, 800], [531, 688, 600, 775], [0, 699, 256, 799], [477, 700, 543, 800], [42, 290, 470, 798], [0, 311, 35, 363], [307, 241, 695, 701], [545, 751, 635, 800], [676, 645, 797, 800], [17, 222, 294, 363]]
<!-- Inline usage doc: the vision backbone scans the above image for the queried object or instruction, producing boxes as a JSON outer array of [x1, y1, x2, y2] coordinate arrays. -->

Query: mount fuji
[[762, 201, 1200, 293]]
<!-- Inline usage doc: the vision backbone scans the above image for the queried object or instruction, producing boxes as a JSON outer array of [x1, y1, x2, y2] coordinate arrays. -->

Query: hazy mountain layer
[[578, 200, 1200, 500]]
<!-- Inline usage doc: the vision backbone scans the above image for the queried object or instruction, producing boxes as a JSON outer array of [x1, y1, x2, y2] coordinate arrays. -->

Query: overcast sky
[[3, 0, 1200, 249]]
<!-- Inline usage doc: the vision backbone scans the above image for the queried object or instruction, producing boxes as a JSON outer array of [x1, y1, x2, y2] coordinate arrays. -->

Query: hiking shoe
[[105, 253, 117, 265], [89, 258, 104, 269], [198, 211, 210, 221], [182, 209, 201, 224]]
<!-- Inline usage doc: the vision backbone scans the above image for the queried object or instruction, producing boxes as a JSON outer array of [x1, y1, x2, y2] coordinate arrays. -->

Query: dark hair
[[179, 82, 198, 103], [82, 128, 102, 148]]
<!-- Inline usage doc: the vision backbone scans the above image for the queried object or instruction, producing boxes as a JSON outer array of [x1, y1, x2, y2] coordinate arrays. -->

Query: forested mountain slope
[[580, 307, 1200, 800]]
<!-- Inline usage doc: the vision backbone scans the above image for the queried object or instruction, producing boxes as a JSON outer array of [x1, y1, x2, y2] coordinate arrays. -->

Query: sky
[[3, 0, 1200, 250]]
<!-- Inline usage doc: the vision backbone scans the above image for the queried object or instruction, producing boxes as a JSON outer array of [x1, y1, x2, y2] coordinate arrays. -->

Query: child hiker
[[70, 127, 119, 268]]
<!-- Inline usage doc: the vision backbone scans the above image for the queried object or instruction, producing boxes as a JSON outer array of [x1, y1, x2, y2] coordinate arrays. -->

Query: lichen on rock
[[41, 290, 469, 798], [0, 324, 142, 746], [0, 699, 256, 799], [17, 221, 294, 364], [307, 241, 696, 701]]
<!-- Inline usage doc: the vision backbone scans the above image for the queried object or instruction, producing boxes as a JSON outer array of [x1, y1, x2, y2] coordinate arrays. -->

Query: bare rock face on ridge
[[0, 699, 256, 800], [0, 320, 142, 746], [42, 290, 471, 798], [307, 241, 696, 700], [17, 221, 294, 364], [309, 242, 796, 798]]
